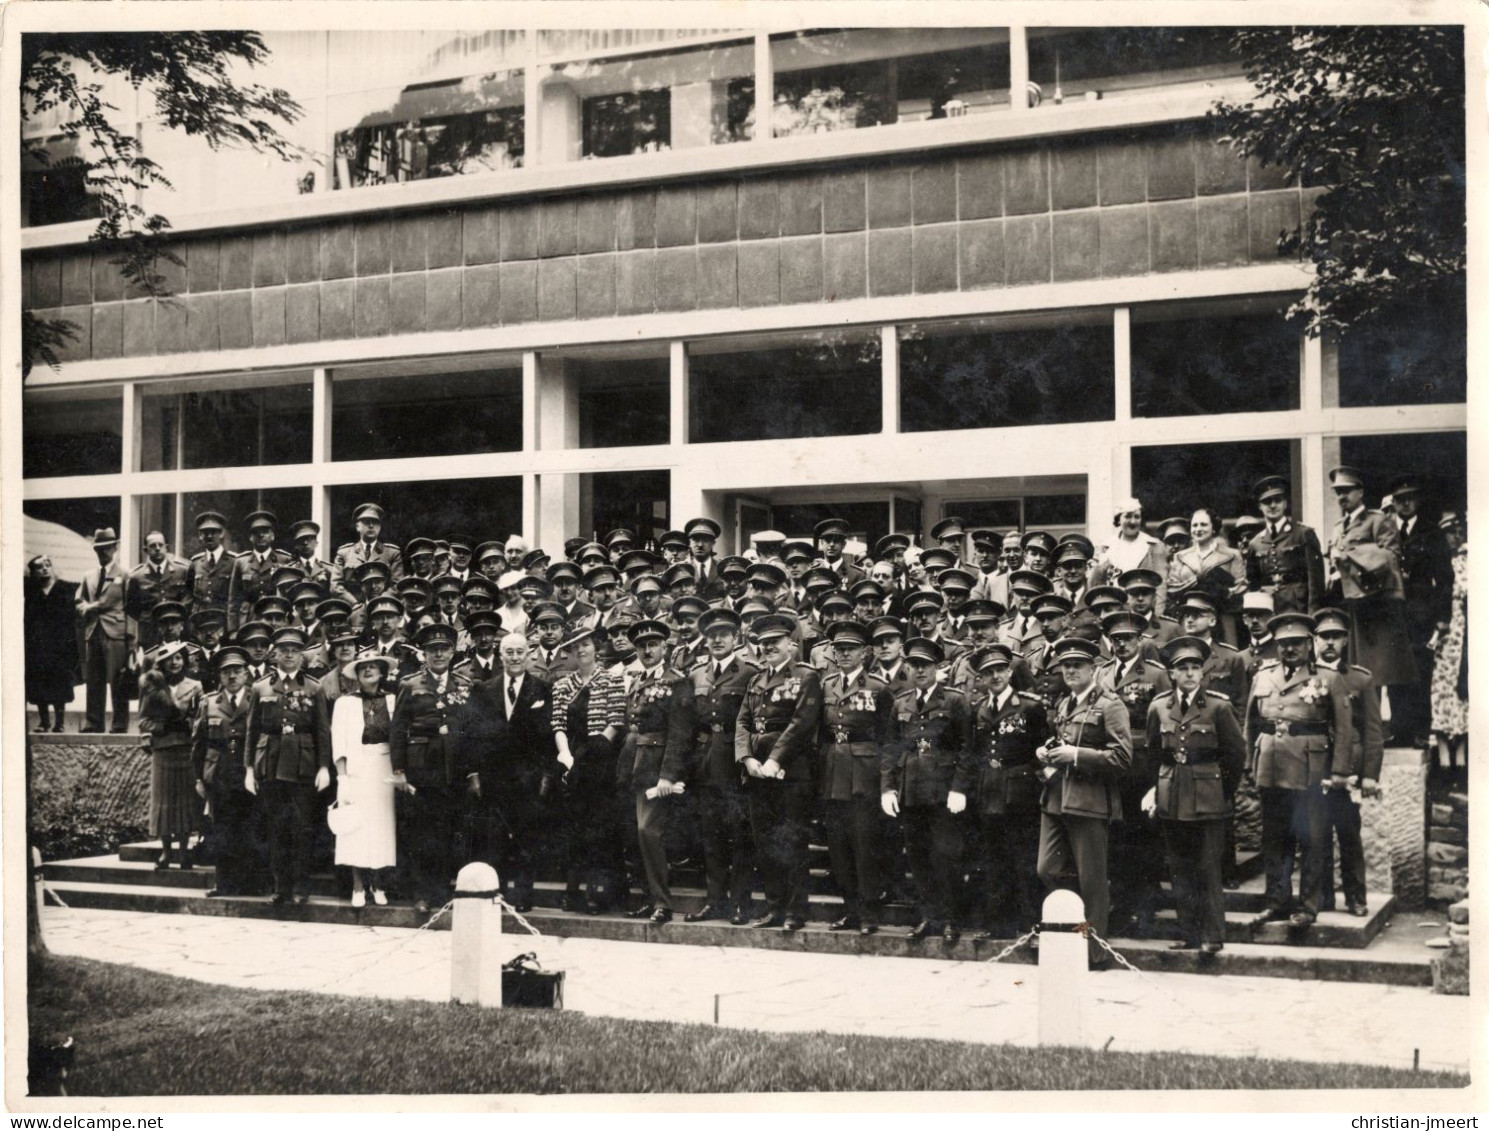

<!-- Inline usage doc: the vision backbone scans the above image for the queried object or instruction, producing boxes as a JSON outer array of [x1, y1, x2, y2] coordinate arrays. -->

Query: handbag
[[326, 799, 362, 836], [502, 952, 564, 1009]]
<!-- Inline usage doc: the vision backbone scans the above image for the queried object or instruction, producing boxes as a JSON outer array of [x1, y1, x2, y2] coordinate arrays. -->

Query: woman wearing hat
[[138, 640, 205, 869], [330, 652, 398, 907], [24, 554, 78, 732], [1091, 499, 1168, 600]]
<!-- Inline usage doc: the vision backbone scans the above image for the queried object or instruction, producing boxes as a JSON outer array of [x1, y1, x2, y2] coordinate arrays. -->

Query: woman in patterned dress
[[1430, 512, 1468, 780]]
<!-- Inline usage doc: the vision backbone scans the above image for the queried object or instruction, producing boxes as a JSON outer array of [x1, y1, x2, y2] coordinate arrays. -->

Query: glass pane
[[585, 470, 671, 548], [572, 358, 670, 448], [900, 320, 1114, 430], [148, 385, 314, 470], [24, 498, 123, 583], [1338, 288, 1467, 408], [689, 332, 882, 443], [947, 499, 1022, 530], [332, 367, 522, 461], [771, 502, 884, 552], [23, 391, 122, 479], [771, 29, 1011, 137], [1024, 494, 1088, 528], [1338, 432, 1467, 516], [1131, 310, 1299, 418], [1132, 439, 1296, 528], [177, 489, 314, 557], [1027, 28, 1238, 105], [327, 477, 523, 552]]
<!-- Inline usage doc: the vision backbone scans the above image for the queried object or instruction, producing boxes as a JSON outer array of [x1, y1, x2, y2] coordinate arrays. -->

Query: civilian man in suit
[[226, 511, 292, 631], [458, 631, 559, 913], [77, 527, 131, 733], [185, 511, 235, 618], [126, 531, 191, 652], [1387, 476, 1454, 746]]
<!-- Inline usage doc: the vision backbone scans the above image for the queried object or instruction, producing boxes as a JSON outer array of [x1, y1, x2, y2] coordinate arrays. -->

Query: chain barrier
[[495, 896, 544, 937], [983, 924, 1042, 963], [41, 882, 71, 910]]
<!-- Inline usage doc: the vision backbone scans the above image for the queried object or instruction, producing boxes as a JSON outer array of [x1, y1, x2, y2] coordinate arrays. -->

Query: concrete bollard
[[33, 848, 46, 948], [450, 862, 503, 1008], [1037, 889, 1087, 1047]]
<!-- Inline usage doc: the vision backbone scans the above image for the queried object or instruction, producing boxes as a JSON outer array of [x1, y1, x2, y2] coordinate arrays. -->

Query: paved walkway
[[40, 906, 1469, 1074]]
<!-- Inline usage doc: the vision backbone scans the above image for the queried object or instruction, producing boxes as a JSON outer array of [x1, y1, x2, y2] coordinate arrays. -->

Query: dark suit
[[617, 665, 696, 911], [77, 559, 131, 731], [819, 667, 894, 924], [691, 654, 759, 912], [193, 686, 261, 894], [1393, 515, 1454, 742], [457, 672, 558, 905]]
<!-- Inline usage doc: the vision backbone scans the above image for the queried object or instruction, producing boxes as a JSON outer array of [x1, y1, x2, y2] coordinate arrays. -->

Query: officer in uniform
[[807, 591, 855, 672], [818, 620, 895, 935], [951, 644, 1049, 939], [867, 615, 912, 692], [548, 560, 594, 624], [1098, 609, 1172, 936], [684, 608, 759, 925], [874, 533, 912, 593], [968, 530, 1011, 608], [225, 511, 290, 632], [1245, 612, 1355, 931], [658, 529, 689, 566], [1034, 635, 1132, 966], [1244, 475, 1326, 615], [1145, 635, 1246, 953], [332, 503, 404, 599], [192, 645, 262, 897], [937, 568, 977, 641], [683, 517, 728, 602], [815, 518, 864, 585], [525, 602, 574, 682], [191, 610, 228, 691], [243, 626, 331, 905], [930, 517, 967, 564], [127, 531, 192, 650], [1237, 591, 1278, 682], [186, 511, 235, 617], [364, 595, 418, 684], [288, 520, 335, 593], [1020, 531, 1058, 577], [454, 610, 502, 683], [1001, 569, 1051, 651], [1024, 593, 1074, 710], [666, 596, 711, 673], [582, 565, 637, 670], [1231, 515, 1265, 558], [734, 613, 823, 931], [346, 561, 391, 633], [1174, 590, 1249, 707], [1122, 568, 1179, 653], [235, 621, 273, 683]]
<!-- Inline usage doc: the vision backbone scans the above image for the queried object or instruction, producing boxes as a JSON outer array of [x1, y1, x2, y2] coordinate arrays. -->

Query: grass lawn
[[28, 955, 1468, 1096]]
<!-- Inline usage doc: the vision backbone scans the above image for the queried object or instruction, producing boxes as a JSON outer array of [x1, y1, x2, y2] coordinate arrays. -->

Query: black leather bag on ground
[[502, 952, 564, 1009]]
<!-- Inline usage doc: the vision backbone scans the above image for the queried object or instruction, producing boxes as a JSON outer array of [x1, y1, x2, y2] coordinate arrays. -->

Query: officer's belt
[[1256, 720, 1328, 737], [1267, 570, 1307, 584], [1162, 750, 1219, 765], [635, 733, 668, 747], [281, 725, 314, 735], [409, 727, 446, 740], [826, 733, 876, 746], [753, 722, 789, 735], [984, 753, 1035, 769]]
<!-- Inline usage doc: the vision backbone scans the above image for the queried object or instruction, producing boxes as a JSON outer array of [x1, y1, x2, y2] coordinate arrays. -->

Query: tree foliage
[[1211, 26, 1465, 335], [20, 33, 304, 377]]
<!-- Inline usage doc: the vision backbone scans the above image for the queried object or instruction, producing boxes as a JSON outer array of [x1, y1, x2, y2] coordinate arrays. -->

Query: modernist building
[[20, 26, 1468, 567]]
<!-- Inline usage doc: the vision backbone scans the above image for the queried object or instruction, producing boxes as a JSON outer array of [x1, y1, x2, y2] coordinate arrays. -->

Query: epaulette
[[1215, 641, 1239, 653], [863, 671, 889, 688], [1257, 660, 1282, 673], [191, 551, 209, 560], [233, 549, 252, 559], [382, 542, 402, 551], [1204, 689, 1231, 702], [335, 542, 358, 553], [1142, 658, 1168, 671], [1016, 691, 1043, 704], [793, 662, 817, 675], [1349, 664, 1374, 677]]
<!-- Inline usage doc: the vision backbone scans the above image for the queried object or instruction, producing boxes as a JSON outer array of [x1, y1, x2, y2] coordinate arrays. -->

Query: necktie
[[507, 679, 518, 706], [1342, 512, 1352, 535], [1179, 693, 1191, 716], [97, 567, 107, 594], [152, 566, 162, 579], [716, 663, 726, 681], [918, 690, 929, 711], [1270, 524, 1279, 541]]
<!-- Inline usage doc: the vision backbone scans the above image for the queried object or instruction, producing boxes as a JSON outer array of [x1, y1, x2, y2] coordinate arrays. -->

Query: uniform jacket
[[1244, 661, 1355, 789], [1145, 687, 1245, 820], [226, 548, 294, 630], [1237, 637, 1278, 689], [955, 687, 1049, 816], [455, 651, 501, 684], [1140, 613, 1181, 651], [1321, 661, 1385, 782], [389, 667, 475, 786], [690, 653, 759, 787], [818, 666, 893, 801], [1397, 515, 1454, 630], [688, 558, 730, 603], [526, 644, 577, 683], [618, 665, 695, 790], [584, 604, 638, 668], [292, 557, 336, 593], [1041, 686, 1131, 820], [882, 683, 969, 808], [969, 570, 1012, 610], [455, 671, 556, 796], [186, 549, 235, 614], [1244, 520, 1326, 614], [1023, 637, 1069, 711], [77, 558, 130, 643], [1198, 640, 1249, 708], [807, 636, 839, 675], [1000, 610, 1044, 652], [823, 557, 865, 587], [667, 636, 709, 676], [363, 638, 421, 685], [734, 661, 823, 783], [331, 540, 404, 598], [125, 557, 191, 641], [245, 670, 329, 784], [192, 684, 252, 791], [1327, 509, 1403, 601], [1097, 655, 1172, 781]]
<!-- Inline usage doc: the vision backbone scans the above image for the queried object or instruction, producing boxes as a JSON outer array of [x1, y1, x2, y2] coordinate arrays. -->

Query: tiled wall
[[24, 124, 1319, 363]]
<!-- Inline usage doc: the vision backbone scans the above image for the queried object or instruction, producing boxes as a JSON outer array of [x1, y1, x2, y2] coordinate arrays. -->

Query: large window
[[1027, 28, 1238, 104], [1132, 438, 1295, 525], [328, 476, 523, 551], [1337, 288, 1468, 408], [900, 316, 1115, 431], [23, 390, 123, 479], [141, 382, 313, 472], [1337, 432, 1467, 517], [689, 330, 882, 443], [1131, 305, 1299, 418], [584, 470, 671, 547], [331, 365, 523, 461], [571, 357, 670, 448]]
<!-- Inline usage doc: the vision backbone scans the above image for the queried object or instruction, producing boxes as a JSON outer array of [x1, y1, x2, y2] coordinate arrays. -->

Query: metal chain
[[984, 924, 1041, 963], [1084, 926, 1143, 974], [41, 882, 70, 909], [495, 896, 544, 936]]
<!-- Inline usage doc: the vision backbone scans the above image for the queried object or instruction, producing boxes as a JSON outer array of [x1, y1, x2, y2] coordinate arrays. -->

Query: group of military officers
[[124, 469, 1391, 959]]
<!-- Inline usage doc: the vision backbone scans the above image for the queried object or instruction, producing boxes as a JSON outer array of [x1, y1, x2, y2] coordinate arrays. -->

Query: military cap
[[1008, 569, 1054, 596], [782, 540, 817, 564], [1158, 517, 1191, 544], [868, 615, 906, 640], [1084, 585, 1128, 611], [355, 560, 392, 585], [746, 562, 788, 589], [430, 576, 463, 599], [905, 590, 946, 617], [495, 570, 527, 592], [366, 595, 405, 620], [190, 607, 227, 630], [658, 530, 689, 552], [352, 503, 386, 524], [1055, 542, 1094, 567], [1176, 589, 1220, 617], [271, 564, 307, 592], [1313, 607, 1352, 636], [583, 565, 621, 590], [605, 528, 638, 550], [574, 541, 608, 565], [433, 539, 451, 558], [235, 620, 272, 644], [1231, 515, 1265, 538], [826, 620, 872, 648], [1439, 510, 1463, 531], [457, 610, 497, 636], [271, 626, 309, 649], [288, 580, 325, 605], [416, 622, 458, 649], [904, 636, 944, 664], [849, 578, 886, 604], [1051, 636, 1100, 665], [750, 613, 797, 642], [344, 650, 395, 681], [815, 591, 854, 616], [1267, 612, 1316, 640], [1161, 635, 1212, 668], [1031, 593, 1074, 618], [474, 541, 508, 565], [447, 534, 474, 555], [627, 618, 671, 645], [1242, 591, 1275, 614], [396, 577, 433, 604], [698, 606, 743, 635], [315, 597, 353, 621], [214, 645, 251, 670], [152, 639, 192, 666], [1100, 610, 1148, 637], [738, 597, 777, 618], [194, 511, 228, 531], [1057, 532, 1095, 559], [628, 573, 663, 596], [328, 626, 363, 648], [151, 599, 188, 622], [1387, 474, 1423, 498], [405, 537, 436, 560], [1253, 475, 1291, 503], [753, 529, 787, 550], [547, 561, 583, 586], [684, 517, 722, 542], [814, 517, 852, 541], [973, 644, 1015, 671], [529, 601, 567, 626], [670, 595, 710, 620], [617, 549, 658, 576], [521, 548, 551, 571], [970, 529, 1003, 551], [874, 533, 911, 558], [563, 537, 588, 561], [1020, 530, 1058, 556], [662, 562, 698, 589], [518, 575, 554, 599], [717, 555, 751, 579], [1119, 568, 1164, 592], [245, 510, 278, 531], [962, 598, 1007, 623], [937, 567, 977, 593], [931, 516, 966, 542], [461, 576, 499, 603], [802, 567, 840, 593], [252, 595, 291, 619], [287, 519, 320, 543], [1329, 466, 1367, 490], [918, 548, 956, 572]]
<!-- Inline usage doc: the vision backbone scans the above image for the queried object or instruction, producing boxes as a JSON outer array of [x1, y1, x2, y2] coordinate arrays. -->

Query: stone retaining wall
[[30, 735, 151, 847], [1427, 790, 1469, 905]]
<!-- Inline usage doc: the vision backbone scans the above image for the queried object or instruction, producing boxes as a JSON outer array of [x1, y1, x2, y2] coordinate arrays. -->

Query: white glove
[[761, 759, 783, 780], [314, 767, 331, 792], [1141, 786, 1157, 818], [946, 791, 967, 815], [557, 750, 575, 772], [244, 767, 258, 796], [881, 791, 900, 818]]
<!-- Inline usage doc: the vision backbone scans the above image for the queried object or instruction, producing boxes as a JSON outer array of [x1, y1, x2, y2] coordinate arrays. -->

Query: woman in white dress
[[331, 652, 398, 907]]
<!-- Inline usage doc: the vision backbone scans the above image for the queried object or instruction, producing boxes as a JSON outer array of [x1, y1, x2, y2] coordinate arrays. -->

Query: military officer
[[930, 516, 967, 565], [1122, 568, 1180, 653], [1237, 591, 1278, 682], [874, 533, 912, 593], [658, 529, 689, 566], [474, 542, 508, 583], [1024, 593, 1074, 710], [191, 610, 228, 691], [1020, 531, 1058, 577], [815, 518, 864, 585], [521, 547, 552, 578], [548, 561, 595, 624], [427, 575, 464, 633], [235, 621, 273, 683], [683, 517, 728, 602], [347, 561, 393, 634], [666, 596, 710, 673], [807, 591, 855, 672], [526, 603, 575, 682], [883, 637, 971, 944], [851, 578, 887, 624], [951, 644, 1049, 938], [454, 610, 502, 683], [1230, 515, 1265, 558], [186, 511, 235, 617], [1001, 569, 1052, 651], [332, 503, 403, 599], [818, 620, 895, 935], [968, 530, 1012, 608], [734, 613, 823, 931], [867, 615, 912, 693], [1145, 636, 1246, 953], [192, 645, 263, 897], [780, 542, 817, 612], [364, 595, 418, 684], [401, 537, 435, 580], [904, 589, 962, 665], [287, 520, 335, 592], [717, 556, 751, 609], [127, 531, 192, 650], [663, 562, 700, 602], [1035, 635, 1132, 966], [582, 565, 637, 670], [1174, 590, 1249, 707], [1244, 475, 1326, 615], [1389, 475, 1454, 746], [443, 535, 475, 584], [1244, 612, 1355, 931], [938, 568, 977, 641], [224, 512, 290, 632]]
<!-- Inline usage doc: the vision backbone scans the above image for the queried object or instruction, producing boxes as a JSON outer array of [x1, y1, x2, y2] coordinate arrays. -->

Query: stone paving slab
[[37, 906, 1468, 1075]]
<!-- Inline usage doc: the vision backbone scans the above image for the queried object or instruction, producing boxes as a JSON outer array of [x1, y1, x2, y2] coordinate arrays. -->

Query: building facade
[[20, 26, 1468, 566]]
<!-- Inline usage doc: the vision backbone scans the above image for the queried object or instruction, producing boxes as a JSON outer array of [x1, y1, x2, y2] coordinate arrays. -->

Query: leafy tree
[[1211, 26, 1465, 336], [20, 32, 304, 377]]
